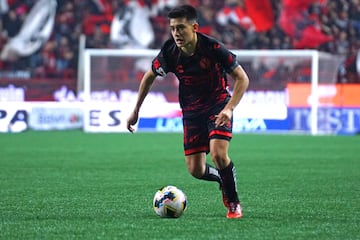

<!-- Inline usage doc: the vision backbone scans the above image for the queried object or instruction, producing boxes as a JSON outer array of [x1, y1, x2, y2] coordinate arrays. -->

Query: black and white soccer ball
[[153, 185, 187, 218]]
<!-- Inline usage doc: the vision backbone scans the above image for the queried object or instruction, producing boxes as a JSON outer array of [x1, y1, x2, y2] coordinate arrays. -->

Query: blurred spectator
[[349, 0, 360, 34], [336, 31, 350, 55], [86, 24, 109, 48], [3, 9, 22, 37], [31, 40, 57, 78]]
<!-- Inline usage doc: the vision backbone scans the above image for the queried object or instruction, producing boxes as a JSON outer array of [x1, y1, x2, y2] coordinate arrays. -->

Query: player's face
[[169, 17, 198, 49]]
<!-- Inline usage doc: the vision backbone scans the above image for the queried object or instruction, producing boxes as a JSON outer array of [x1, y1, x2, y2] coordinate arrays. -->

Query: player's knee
[[185, 154, 205, 179], [210, 151, 222, 162], [186, 165, 204, 179], [189, 168, 203, 179], [210, 151, 228, 167]]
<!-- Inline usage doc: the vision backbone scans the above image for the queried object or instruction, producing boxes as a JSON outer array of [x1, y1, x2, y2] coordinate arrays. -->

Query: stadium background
[[0, 0, 360, 134], [1, 1, 360, 239]]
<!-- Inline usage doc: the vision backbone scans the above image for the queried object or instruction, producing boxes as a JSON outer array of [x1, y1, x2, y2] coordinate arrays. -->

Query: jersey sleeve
[[151, 49, 168, 77], [213, 42, 239, 73]]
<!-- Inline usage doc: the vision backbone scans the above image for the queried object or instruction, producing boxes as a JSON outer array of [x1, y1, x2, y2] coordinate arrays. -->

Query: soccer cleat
[[226, 202, 243, 219]]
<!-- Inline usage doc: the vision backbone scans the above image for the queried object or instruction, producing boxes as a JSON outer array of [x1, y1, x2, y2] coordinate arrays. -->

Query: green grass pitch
[[0, 131, 359, 239]]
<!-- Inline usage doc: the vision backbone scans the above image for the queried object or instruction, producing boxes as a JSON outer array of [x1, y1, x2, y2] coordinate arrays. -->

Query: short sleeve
[[212, 42, 239, 73], [151, 50, 168, 77]]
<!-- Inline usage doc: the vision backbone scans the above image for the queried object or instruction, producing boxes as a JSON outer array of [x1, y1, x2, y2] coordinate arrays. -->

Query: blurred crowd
[[0, 0, 359, 83]]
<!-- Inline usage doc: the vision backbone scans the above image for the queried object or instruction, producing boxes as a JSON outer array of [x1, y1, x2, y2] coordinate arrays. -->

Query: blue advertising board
[[137, 107, 360, 135]]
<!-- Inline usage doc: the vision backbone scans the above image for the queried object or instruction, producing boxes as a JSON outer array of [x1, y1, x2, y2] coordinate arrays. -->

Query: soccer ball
[[153, 185, 187, 218]]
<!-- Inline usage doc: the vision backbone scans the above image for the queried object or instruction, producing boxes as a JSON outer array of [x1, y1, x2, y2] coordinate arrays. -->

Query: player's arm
[[127, 69, 157, 133], [215, 65, 249, 127]]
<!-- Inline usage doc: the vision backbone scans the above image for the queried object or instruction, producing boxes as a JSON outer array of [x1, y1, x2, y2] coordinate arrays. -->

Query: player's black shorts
[[182, 112, 233, 156]]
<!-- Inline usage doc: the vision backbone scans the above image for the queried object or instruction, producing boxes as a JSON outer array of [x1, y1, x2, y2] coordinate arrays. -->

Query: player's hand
[[127, 110, 139, 133], [215, 108, 232, 127]]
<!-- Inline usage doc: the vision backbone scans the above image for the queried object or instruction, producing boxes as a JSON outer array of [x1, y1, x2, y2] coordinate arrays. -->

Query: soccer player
[[126, 4, 249, 218]]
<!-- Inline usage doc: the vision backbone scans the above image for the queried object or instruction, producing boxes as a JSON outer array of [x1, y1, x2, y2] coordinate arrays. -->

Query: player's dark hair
[[167, 4, 197, 22]]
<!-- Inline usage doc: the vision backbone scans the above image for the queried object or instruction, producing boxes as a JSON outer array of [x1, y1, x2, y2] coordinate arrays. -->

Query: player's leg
[[209, 139, 238, 201], [183, 117, 222, 184], [207, 112, 242, 218], [210, 139, 242, 218]]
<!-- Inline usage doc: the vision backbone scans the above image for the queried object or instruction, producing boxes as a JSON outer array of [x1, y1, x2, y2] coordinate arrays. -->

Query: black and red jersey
[[151, 33, 239, 118]]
